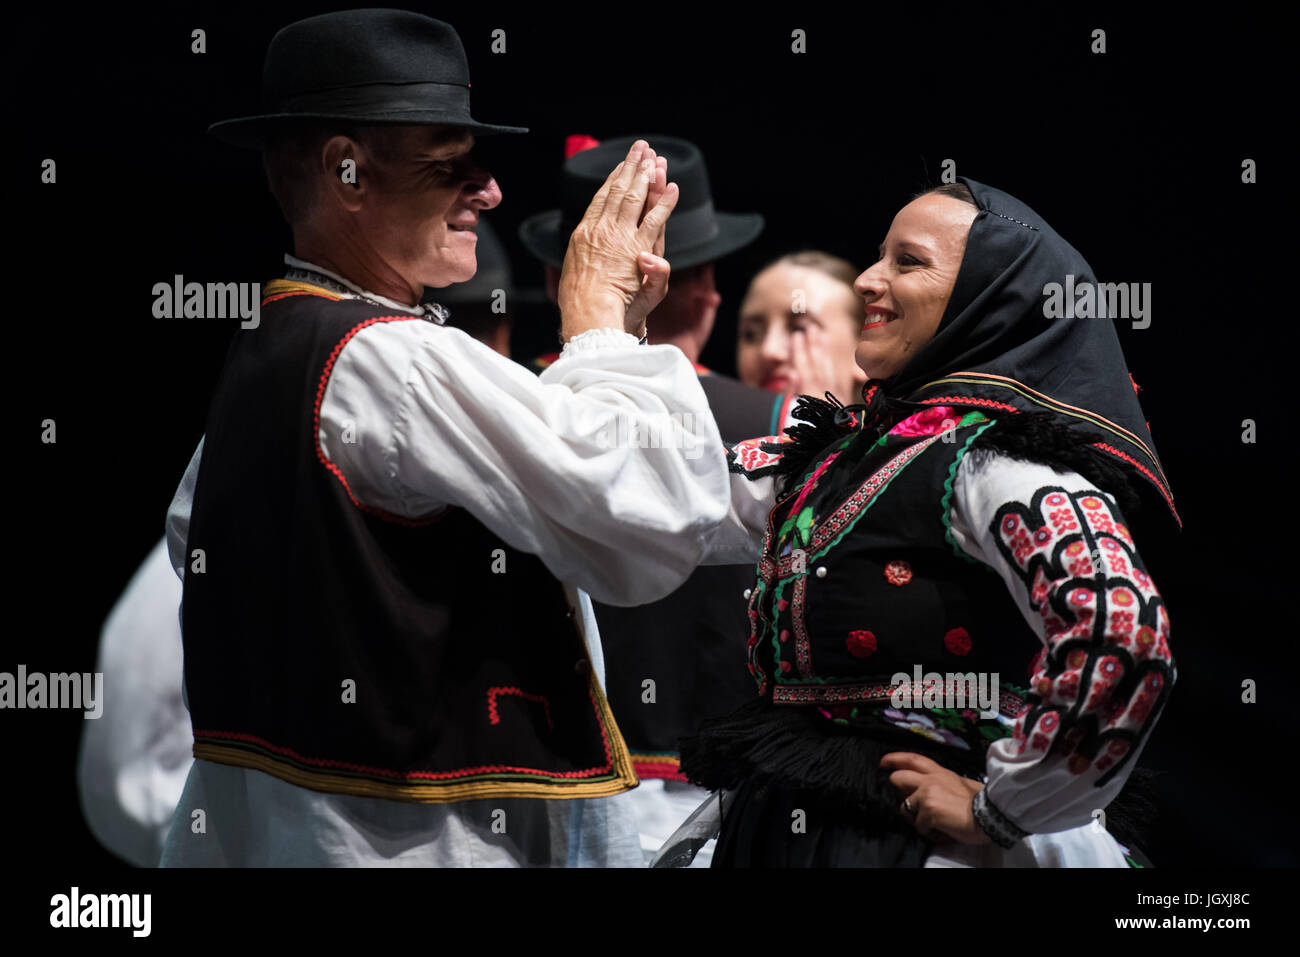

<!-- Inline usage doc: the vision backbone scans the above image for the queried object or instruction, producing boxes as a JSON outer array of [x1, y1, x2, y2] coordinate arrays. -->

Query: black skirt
[[713, 776, 932, 867], [681, 697, 1159, 868]]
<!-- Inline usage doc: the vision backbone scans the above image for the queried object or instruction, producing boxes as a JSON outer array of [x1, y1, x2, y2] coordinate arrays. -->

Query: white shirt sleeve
[[317, 323, 730, 607], [165, 436, 204, 584], [697, 432, 790, 566], [946, 450, 1175, 837]]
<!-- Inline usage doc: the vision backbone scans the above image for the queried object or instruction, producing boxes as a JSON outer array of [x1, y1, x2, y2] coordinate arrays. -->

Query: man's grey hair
[[261, 123, 410, 225]]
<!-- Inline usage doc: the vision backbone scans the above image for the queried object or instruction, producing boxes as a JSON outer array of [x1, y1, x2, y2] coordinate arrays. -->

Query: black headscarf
[[852, 177, 1178, 529]]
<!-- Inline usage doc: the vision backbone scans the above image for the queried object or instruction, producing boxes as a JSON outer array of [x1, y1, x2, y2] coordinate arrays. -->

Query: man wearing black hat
[[520, 136, 793, 864], [161, 11, 730, 867]]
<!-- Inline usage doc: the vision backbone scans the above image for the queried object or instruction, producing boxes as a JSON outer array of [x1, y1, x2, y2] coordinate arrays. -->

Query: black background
[[6, 0, 1292, 901]]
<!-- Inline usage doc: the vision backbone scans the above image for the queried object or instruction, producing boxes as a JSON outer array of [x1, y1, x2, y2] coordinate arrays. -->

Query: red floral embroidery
[[994, 486, 1174, 787], [1068, 557, 1094, 577], [729, 434, 787, 474], [944, 627, 972, 656], [1134, 626, 1157, 656], [846, 630, 877, 658], [1128, 694, 1156, 724], [884, 560, 913, 586], [1087, 511, 1116, 535], [1049, 508, 1078, 533]]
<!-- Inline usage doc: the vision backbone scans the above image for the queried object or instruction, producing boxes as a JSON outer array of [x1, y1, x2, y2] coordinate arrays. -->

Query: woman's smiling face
[[852, 193, 978, 381]]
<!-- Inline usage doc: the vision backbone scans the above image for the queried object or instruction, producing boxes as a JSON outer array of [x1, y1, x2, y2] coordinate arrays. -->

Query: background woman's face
[[738, 263, 864, 395], [852, 194, 977, 381]]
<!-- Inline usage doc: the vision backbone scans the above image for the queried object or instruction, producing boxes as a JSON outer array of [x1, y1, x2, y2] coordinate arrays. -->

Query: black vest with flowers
[[732, 406, 1039, 722]]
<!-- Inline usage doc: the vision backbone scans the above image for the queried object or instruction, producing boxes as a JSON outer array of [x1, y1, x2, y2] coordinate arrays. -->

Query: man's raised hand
[[558, 140, 680, 341]]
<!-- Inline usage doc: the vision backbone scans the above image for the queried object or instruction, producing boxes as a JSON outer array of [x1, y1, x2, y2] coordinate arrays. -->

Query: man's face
[[356, 125, 502, 289]]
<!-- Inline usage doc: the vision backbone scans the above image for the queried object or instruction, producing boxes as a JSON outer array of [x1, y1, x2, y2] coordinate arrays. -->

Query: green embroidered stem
[[941, 413, 999, 565]]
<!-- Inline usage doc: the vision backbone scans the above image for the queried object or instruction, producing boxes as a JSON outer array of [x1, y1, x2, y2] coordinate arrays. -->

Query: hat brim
[[518, 210, 764, 272], [208, 112, 528, 149]]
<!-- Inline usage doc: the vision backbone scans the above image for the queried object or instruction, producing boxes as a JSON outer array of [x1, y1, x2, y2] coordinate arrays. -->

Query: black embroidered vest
[[180, 283, 635, 802], [745, 410, 1039, 713]]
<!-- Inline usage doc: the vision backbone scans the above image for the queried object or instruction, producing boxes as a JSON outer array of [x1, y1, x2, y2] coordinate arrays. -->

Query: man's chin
[[421, 257, 478, 289]]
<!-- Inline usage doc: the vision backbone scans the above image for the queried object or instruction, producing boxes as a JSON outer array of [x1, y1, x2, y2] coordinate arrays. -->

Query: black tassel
[[679, 698, 986, 829], [768, 387, 916, 496], [967, 411, 1144, 518], [1101, 766, 1163, 863]]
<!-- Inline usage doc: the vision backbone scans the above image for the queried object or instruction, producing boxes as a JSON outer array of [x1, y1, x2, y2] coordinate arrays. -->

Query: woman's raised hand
[[558, 140, 679, 341]]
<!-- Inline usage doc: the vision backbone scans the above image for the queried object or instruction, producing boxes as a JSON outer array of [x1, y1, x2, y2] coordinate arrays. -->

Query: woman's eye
[[899, 254, 923, 267]]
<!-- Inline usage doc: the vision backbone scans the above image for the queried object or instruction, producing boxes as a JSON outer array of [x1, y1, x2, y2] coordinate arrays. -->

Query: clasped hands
[[558, 140, 678, 343]]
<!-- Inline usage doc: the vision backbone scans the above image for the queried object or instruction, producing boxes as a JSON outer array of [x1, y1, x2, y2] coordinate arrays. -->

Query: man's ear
[[320, 135, 366, 213]]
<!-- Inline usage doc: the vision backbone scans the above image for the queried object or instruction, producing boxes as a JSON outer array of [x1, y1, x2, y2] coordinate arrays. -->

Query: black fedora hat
[[209, 9, 527, 148], [518, 135, 763, 271]]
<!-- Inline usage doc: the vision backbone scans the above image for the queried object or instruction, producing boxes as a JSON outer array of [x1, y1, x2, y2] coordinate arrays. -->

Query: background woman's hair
[[913, 182, 977, 207], [764, 250, 865, 321]]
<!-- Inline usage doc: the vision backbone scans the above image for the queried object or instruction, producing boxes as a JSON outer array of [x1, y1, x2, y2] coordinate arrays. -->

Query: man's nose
[[462, 165, 502, 210]]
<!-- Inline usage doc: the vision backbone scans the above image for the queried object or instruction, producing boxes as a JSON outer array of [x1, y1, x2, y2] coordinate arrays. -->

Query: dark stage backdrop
[[7, 0, 1291, 887]]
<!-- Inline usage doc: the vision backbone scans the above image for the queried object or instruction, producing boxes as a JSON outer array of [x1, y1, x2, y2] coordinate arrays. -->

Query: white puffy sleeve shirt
[[316, 323, 730, 604]]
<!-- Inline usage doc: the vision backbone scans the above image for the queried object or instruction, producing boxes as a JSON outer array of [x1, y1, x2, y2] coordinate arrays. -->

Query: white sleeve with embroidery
[[946, 450, 1175, 840], [317, 323, 730, 607], [699, 434, 787, 565]]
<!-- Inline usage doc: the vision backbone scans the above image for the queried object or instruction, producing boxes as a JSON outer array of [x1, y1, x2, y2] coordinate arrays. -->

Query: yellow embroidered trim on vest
[[261, 279, 344, 303]]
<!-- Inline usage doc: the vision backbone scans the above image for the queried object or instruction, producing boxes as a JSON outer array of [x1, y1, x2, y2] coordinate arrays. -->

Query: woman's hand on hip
[[881, 751, 993, 845]]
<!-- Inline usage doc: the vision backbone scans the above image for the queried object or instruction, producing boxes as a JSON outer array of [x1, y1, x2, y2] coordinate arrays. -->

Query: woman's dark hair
[[913, 182, 977, 207]]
